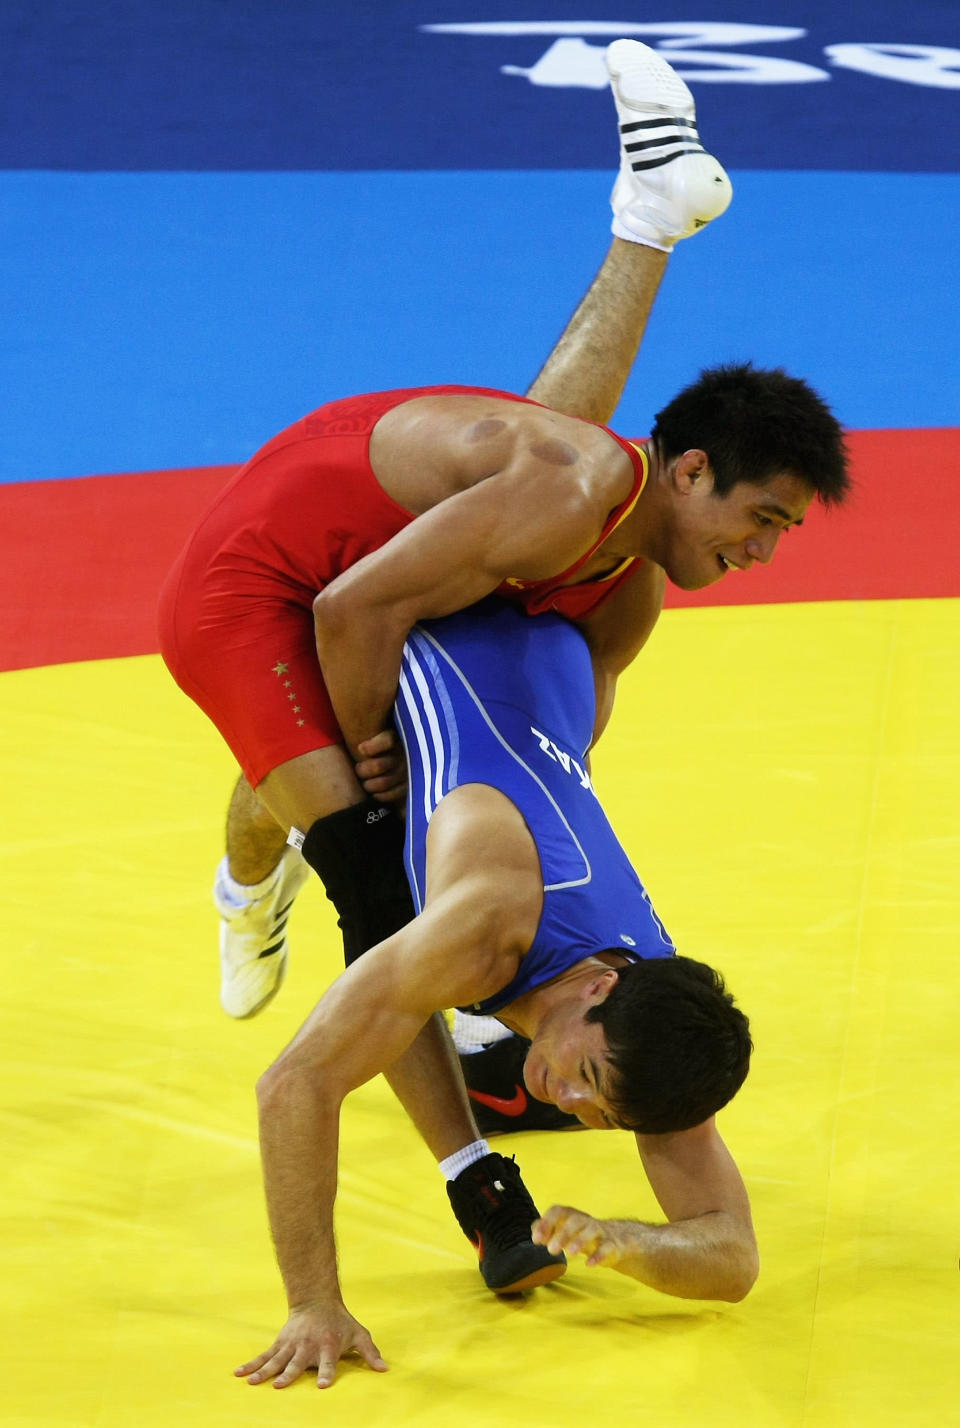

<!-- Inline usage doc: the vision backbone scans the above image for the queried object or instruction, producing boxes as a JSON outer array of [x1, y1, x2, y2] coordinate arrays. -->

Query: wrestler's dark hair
[[584, 955, 752, 1134], [651, 362, 850, 505]]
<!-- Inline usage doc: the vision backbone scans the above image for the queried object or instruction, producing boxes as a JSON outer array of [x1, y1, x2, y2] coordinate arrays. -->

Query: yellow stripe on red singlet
[[611, 442, 648, 529], [591, 444, 648, 582]]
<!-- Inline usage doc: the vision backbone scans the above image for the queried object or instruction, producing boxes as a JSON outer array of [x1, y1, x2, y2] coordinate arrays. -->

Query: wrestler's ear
[[583, 968, 619, 1004], [673, 449, 712, 495]]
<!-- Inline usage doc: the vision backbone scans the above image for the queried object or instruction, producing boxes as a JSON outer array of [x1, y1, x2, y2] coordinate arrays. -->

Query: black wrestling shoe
[[446, 1152, 566, 1293], [460, 1036, 583, 1135]]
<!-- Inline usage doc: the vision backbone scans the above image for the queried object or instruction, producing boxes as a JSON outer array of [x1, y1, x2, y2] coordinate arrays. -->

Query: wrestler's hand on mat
[[532, 1205, 627, 1269], [355, 729, 408, 803], [234, 1305, 388, 1390]]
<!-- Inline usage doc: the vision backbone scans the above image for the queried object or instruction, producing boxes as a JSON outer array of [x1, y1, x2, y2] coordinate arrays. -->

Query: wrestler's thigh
[[256, 745, 367, 832], [161, 573, 348, 782]]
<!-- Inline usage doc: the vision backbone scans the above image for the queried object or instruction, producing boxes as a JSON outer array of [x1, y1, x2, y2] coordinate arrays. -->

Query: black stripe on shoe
[[625, 134, 705, 155], [257, 940, 286, 959], [620, 116, 697, 134], [631, 147, 708, 171]]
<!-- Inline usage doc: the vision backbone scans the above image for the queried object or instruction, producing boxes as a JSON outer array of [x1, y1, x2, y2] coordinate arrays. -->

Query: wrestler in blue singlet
[[394, 598, 675, 1015]]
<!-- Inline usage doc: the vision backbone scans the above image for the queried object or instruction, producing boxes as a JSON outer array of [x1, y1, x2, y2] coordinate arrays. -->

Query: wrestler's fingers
[[355, 757, 404, 785], [314, 1330, 388, 1389], [243, 1345, 297, 1387], [234, 1348, 274, 1379], [532, 1204, 582, 1243], [272, 1348, 314, 1390], [356, 729, 399, 757], [314, 1349, 339, 1390], [533, 1205, 607, 1258], [366, 781, 408, 804], [585, 1241, 620, 1267], [354, 1330, 389, 1376]]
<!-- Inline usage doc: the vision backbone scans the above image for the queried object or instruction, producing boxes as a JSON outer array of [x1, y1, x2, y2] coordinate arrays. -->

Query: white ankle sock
[[611, 215, 673, 251], [214, 855, 281, 910], [438, 1139, 492, 1181], [452, 1010, 514, 1054]]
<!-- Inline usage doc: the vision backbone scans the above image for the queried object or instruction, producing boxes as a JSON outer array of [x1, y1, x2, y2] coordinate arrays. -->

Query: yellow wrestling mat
[[3, 598, 959, 1427]]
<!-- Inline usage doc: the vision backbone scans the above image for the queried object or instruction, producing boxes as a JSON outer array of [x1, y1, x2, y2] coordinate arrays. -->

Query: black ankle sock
[[300, 800, 416, 964]]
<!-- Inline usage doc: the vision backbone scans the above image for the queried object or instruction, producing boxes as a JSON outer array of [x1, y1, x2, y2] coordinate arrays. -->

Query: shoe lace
[[471, 1160, 538, 1251]]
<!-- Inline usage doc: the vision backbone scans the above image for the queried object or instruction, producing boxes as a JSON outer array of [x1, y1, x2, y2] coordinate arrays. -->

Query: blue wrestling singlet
[[393, 598, 675, 1015]]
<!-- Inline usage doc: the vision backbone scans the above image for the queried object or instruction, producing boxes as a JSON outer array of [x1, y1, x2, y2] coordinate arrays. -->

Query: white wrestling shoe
[[606, 39, 732, 251], [213, 846, 310, 1018]]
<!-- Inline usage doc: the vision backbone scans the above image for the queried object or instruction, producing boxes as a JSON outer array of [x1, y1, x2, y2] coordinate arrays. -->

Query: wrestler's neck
[[498, 953, 630, 1040], [596, 438, 666, 564]]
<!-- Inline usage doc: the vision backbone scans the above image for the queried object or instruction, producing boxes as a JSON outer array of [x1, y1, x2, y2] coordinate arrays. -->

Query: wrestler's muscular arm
[[238, 902, 503, 1391], [237, 787, 542, 1390], [575, 559, 666, 747], [314, 403, 634, 760], [532, 1119, 759, 1302]]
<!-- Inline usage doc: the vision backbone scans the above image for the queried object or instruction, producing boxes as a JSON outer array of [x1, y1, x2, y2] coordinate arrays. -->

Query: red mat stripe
[[3, 428, 957, 672]]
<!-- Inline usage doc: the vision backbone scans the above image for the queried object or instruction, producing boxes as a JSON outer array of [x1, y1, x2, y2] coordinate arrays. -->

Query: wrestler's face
[[522, 979, 623, 1131], [662, 460, 813, 592]]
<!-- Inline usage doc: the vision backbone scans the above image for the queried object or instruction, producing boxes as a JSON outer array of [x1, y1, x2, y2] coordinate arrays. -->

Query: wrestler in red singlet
[[157, 385, 647, 787]]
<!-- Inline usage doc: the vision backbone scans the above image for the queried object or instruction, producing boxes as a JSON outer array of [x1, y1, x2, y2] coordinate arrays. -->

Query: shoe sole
[[606, 39, 695, 115], [224, 952, 287, 1019], [491, 1260, 567, 1295], [606, 39, 732, 240]]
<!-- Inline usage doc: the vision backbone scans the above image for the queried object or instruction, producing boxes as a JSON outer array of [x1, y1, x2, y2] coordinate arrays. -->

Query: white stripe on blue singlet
[[396, 633, 465, 913], [407, 624, 592, 892], [407, 631, 460, 790], [404, 643, 448, 811], [397, 666, 435, 831]]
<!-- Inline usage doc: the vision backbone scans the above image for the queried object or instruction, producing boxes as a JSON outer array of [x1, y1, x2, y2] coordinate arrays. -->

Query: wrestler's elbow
[[314, 579, 408, 649], [312, 583, 366, 665], [257, 1037, 342, 1111], [726, 1252, 760, 1303], [721, 1234, 760, 1302], [312, 583, 345, 637], [258, 1050, 315, 1105]]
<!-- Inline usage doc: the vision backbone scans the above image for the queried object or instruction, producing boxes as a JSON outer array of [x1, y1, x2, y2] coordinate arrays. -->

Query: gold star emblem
[[272, 661, 289, 676], [297, 719, 305, 727], [292, 705, 301, 714], [283, 680, 292, 688]]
